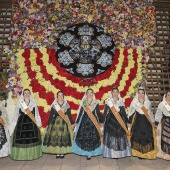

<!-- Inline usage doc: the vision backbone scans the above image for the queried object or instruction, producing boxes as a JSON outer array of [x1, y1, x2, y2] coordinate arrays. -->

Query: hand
[[107, 98, 113, 107], [9, 130, 12, 137], [100, 123, 103, 127], [72, 124, 77, 130], [127, 123, 131, 130], [73, 123, 77, 128]]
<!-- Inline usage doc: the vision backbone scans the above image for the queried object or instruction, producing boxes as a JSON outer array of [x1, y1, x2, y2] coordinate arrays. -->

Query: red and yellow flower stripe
[[16, 47, 142, 127]]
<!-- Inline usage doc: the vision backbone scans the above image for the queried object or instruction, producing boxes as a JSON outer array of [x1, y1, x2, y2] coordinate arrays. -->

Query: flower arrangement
[[16, 47, 142, 127], [0, 72, 9, 101], [5, 0, 156, 127], [8, 0, 156, 56]]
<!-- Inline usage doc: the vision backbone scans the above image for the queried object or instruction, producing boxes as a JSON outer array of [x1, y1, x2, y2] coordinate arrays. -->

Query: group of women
[[0, 87, 170, 161]]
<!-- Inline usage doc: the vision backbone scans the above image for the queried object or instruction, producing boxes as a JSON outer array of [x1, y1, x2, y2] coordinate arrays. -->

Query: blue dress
[[72, 104, 102, 156]]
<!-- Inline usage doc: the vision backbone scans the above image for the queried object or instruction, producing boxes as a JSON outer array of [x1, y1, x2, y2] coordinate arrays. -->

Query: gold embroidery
[[131, 108, 157, 159], [133, 142, 153, 154]]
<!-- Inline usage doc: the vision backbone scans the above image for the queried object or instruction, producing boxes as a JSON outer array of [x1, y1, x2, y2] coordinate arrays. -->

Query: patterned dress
[[42, 102, 73, 154], [155, 100, 170, 160], [0, 107, 10, 158], [72, 100, 102, 157], [10, 99, 42, 160], [102, 99, 131, 158], [128, 100, 157, 159]]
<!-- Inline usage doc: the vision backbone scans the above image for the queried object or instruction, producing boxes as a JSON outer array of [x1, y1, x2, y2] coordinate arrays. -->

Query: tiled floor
[[0, 154, 170, 170]]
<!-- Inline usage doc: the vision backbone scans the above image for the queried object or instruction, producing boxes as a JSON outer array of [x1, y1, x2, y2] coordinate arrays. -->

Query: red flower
[[38, 107, 50, 127], [46, 92, 55, 105], [125, 98, 133, 108]]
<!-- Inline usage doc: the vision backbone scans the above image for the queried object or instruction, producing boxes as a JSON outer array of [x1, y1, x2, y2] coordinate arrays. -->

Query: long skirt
[[130, 113, 157, 159], [102, 134, 131, 158], [10, 114, 42, 160], [41, 115, 73, 154], [0, 124, 10, 157], [157, 116, 170, 160], [72, 113, 102, 157], [102, 109, 131, 158]]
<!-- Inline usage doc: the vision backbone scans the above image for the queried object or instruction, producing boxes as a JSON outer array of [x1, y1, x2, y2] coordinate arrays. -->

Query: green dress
[[41, 105, 73, 154], [10, 107, 42, 160]]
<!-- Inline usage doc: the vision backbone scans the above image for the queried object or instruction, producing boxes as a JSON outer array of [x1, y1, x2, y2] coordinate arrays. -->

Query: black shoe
[[60, 155, 65, 159], [56, 155, 60, 158], [86, 156, 91, 160]]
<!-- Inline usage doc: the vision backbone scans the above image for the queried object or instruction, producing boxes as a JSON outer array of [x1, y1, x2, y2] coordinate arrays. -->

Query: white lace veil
[[51, 91, 70, 113], [75, 89, 98, 122], [128, 87, 152, 118], [10, 89, 42, 135], [105, 88, 125, 107]]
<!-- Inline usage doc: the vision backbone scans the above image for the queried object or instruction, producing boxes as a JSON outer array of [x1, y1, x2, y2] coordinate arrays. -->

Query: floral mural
[[4, 0, 156, 127]]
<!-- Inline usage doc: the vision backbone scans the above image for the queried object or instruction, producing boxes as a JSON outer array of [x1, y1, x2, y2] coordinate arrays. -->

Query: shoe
[[60, 155, 65, 159], [56, 155, 60, 158], [86, 156, 91, 160]]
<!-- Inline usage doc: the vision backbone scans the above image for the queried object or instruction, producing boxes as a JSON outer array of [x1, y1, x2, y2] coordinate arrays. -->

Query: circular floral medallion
[[56, 23, 115, 78]]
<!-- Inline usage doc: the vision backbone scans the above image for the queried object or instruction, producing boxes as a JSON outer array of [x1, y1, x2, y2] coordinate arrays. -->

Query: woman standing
[[10, 89, 42, 160], [42, 91, 73, 158], [128, 88, 157, 159], [155, 91, 170, 160], [72, 88, 103, 160], [102, 87, 131, 158], [0, 106, 10, 158]]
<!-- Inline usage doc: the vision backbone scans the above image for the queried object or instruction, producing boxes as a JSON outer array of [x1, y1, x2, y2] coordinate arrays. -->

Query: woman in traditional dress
[[128, 88, 157, 159], [0, 106, 10, 158], [102, 87, 131, 158], [10, 89, 42, 160], [72, 88, 102, 160], [155, 91, 170, 160], [42, 91, 73, 158]]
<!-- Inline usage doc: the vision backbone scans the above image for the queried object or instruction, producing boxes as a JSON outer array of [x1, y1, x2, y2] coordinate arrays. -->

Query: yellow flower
[[142, 69, 147, 74], [13, 78, 18, 82], [13, 97, 19, 105], [87, 15, 93, 22], [27, 30, 34, 34], [114, 11, 119, 16], [57, 8, 62, 12]]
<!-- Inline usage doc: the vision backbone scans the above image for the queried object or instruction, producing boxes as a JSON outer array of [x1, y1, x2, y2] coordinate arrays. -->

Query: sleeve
[[1, 106, 8, 125], [128, 106, 136, 124], [148, 105, 155, 123], [3, 110, 9, 130], [119, 106, 128, 123], [76, 106, 83, 124], [34, 105, 42, 127], [103, 104, 109, 122], [95, 103, 103, 123], [9, 103, 20, 136], [66, 108, 73, 125], [47, 107, 56, 125], [155, 103, 163, 126]]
